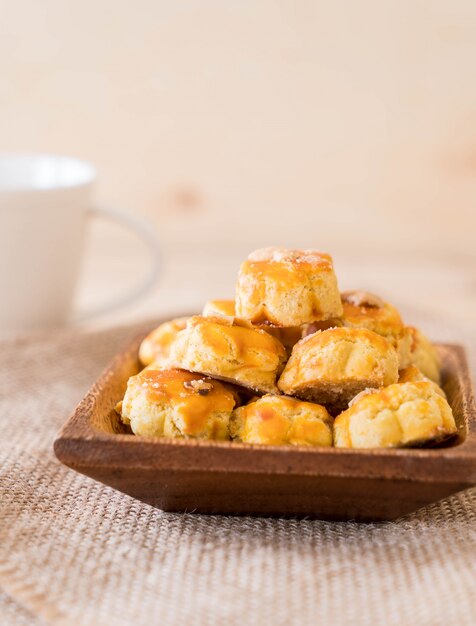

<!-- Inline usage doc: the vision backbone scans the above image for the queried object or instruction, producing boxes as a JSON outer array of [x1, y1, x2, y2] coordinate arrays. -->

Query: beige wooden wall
[[1, 0, 475, 256]]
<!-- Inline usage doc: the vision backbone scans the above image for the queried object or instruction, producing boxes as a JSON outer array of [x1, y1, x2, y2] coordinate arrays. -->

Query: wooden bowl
[[54, 330, 476, 521]]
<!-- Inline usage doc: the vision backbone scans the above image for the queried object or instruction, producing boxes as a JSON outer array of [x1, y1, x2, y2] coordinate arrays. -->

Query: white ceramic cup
[[0, 154, 161, 332]]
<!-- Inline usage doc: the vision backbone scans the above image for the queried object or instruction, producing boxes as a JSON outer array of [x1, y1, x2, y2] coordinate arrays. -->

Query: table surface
[[1, 286, 476, 626], [1, 230, 476, 626]]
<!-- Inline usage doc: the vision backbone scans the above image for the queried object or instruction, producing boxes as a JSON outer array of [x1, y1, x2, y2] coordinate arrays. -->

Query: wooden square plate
[[54, 327, 476, 521]]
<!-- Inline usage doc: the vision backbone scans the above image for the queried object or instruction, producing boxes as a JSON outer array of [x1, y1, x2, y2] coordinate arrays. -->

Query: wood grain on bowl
[[54, 329, 476, 521]]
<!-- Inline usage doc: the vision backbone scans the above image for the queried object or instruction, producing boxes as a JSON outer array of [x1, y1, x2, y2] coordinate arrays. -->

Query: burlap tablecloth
[[1, 319, 476, 626]]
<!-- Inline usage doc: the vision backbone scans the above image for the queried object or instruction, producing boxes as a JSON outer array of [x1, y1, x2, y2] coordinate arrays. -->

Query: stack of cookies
[[117, 247, 457, 449]]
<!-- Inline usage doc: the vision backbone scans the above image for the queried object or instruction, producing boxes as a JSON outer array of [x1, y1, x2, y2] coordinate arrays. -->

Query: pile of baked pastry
[[117, 247, 457, 449]]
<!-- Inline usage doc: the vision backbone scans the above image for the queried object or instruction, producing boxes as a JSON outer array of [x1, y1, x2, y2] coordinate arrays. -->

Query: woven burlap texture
[[1, 321, 476, 626]]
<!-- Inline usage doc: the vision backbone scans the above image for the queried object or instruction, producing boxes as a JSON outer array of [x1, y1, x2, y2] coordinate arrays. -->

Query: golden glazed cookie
[[230, 395, 333, 446], [397, 326, 441, 383], [169, 315, 287, 394], [398, 365, 445, 397], [278, 327, 399, 410], [235, 247, 343, 327], [202, 299, 236, 317], [202, 298, 301, 353], [139, 317, 189, 367], [340, 291, 404, 345], [334, 381, 457, 448], [120, 368, 237, 439]]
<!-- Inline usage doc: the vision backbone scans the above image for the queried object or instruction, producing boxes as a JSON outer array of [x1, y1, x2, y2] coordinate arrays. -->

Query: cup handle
[[75, 205, 161, 320]]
